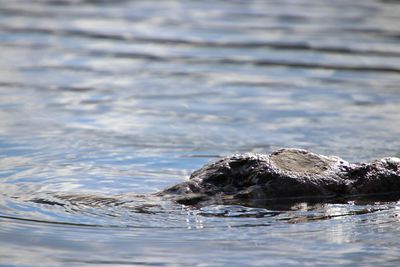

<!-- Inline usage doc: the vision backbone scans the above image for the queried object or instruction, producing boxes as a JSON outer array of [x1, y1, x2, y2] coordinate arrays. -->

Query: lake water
[[1, 0, 400, 266]]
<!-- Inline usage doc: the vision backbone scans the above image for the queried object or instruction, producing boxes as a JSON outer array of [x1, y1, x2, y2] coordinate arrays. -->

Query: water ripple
[[1, 0, 400, 266]]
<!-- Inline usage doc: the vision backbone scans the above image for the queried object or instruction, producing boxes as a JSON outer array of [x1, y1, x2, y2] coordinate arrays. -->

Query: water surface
[[1, 0, 400, 266]]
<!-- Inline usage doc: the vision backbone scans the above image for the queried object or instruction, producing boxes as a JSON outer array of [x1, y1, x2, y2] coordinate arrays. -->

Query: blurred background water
[[1, 0, 400, 266]]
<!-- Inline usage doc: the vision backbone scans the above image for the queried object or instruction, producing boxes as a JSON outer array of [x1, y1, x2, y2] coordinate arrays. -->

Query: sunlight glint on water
[[1, 0, 400, 266]]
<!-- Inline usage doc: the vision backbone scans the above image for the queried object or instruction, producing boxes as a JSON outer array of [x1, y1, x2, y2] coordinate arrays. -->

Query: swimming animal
[[159, 148, 400, 206], [29, 148, 400, 209]]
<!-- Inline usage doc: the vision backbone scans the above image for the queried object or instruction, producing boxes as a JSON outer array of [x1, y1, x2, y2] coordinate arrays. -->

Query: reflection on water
[[1, 0, 400, 266]]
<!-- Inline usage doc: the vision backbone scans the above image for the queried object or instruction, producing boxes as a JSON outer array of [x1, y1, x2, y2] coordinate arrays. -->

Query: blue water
[[1, 0, 400, 266]]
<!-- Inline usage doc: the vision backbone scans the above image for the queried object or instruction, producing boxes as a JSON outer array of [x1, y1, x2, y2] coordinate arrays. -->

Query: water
[[1, 0, 400, 266]]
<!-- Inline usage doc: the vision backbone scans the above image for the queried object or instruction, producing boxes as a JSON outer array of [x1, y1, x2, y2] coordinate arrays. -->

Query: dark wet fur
[[159, 148, 400, 206]]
